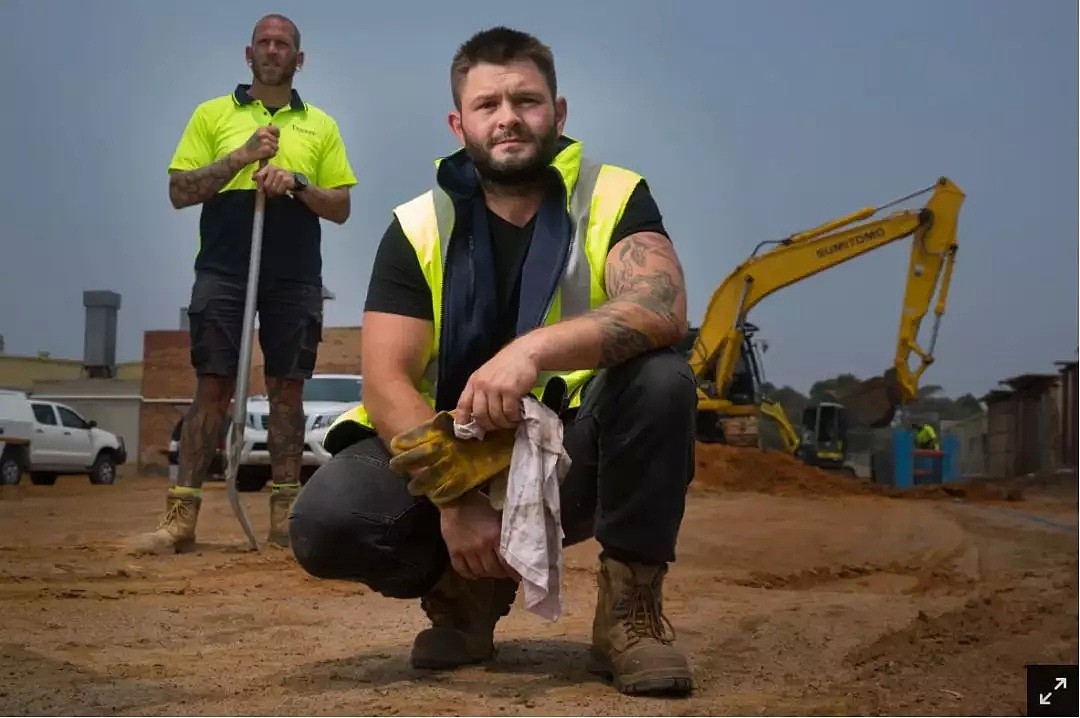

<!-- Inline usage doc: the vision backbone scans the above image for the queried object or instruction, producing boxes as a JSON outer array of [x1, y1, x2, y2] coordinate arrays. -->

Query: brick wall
[[137, 326, 362, 474]]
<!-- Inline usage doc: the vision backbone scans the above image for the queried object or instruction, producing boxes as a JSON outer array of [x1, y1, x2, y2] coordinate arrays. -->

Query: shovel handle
[[225, 156, 271, 551]]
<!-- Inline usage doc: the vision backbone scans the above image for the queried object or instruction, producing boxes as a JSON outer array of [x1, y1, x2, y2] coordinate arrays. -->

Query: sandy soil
[[0, 447, 1076, 716]]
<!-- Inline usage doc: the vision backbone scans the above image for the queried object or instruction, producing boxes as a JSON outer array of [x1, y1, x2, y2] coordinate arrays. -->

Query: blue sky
[[1, 0, 1076, 397]]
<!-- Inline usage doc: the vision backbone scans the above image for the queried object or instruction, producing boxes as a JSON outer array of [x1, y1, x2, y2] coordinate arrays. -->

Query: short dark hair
[[450, 27, 556, 109], [252, 13, 301, 49]]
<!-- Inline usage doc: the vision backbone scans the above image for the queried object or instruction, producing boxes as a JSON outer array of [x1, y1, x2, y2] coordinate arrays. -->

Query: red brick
[[137, 326, 363, 473]]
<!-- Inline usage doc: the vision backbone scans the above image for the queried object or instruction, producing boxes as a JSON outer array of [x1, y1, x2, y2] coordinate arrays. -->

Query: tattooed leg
[[266, 377, 305, 547], [126, 375, 233, 555], [177, 375, 235, 489], [266, 377, 306, 486]]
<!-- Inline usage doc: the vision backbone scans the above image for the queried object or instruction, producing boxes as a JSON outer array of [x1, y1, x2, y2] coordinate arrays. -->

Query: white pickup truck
[[0, 389, 128, 486]]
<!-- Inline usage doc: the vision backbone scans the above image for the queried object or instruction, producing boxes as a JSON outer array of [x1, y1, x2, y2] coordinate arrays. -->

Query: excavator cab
[[796, 401, 849, 470], [686, 322, 801, 451], [728, 324, 763, 406]]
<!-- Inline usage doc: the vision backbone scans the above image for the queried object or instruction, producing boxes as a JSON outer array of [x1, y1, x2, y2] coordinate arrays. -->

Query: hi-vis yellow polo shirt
[[168, 84, 357, 285]]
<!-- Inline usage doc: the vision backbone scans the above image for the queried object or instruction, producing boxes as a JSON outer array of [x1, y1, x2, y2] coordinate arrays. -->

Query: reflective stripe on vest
[[325, 151, 642, 447], [415, 158, 614, 400]]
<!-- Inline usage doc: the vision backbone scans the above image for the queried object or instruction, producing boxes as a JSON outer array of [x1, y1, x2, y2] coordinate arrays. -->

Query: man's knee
[[605, 347, 697, 419], [287, 441, 448, 599], [194, 375, 235, 412]]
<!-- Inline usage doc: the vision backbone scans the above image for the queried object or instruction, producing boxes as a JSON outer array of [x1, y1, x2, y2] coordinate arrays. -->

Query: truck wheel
[[89, 452, 117, 485], [0, 452, 21, 486], [30, 472, 57, 486]]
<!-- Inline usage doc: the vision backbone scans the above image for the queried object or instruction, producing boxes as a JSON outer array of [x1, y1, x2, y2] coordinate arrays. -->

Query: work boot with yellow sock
[[267, 482, 300, 547], [588, 555, 693, 696], [127, 486, 202, 555], [410, 567, 518, 669]]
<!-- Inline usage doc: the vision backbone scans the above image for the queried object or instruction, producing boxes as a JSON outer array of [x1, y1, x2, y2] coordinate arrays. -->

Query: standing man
[[130, 14, 357, 554], [287, 27, 696, 696], [913, 420, 940, 450]]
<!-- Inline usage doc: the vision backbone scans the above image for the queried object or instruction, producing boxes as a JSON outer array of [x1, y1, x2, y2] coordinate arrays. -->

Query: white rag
[[453, 396, 571, 621]]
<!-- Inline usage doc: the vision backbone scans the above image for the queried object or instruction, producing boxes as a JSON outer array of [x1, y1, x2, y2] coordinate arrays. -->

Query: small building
[[943, 410, 989, 479], [982, 371, 1066, 478], [1056, 360, 1078, 470]]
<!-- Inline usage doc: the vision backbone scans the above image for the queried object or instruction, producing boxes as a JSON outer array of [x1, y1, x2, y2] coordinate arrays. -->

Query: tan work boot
[[267, 482, 300, 547], [127, 486, 201, 555], [410, 567, 518, 669], [588, 556, 693, 696]]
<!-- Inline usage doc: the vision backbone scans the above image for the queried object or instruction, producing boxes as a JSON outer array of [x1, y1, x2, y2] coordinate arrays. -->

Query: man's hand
[[440, 490, 517, 581], [387, 411, 516, 506], [456, 341, 540, 431], [252, 164, 296, 197], [236, 125, 279, 166]]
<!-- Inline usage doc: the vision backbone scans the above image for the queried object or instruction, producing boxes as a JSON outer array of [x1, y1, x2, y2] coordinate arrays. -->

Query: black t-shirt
[[364, 179, 668, 345]]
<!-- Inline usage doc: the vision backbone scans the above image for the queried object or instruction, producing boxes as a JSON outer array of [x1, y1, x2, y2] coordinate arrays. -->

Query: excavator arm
[[689, 176, 965, 432]]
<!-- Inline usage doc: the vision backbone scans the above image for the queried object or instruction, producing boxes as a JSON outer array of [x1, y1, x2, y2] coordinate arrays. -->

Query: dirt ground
[[0, 446, 1076, 716]]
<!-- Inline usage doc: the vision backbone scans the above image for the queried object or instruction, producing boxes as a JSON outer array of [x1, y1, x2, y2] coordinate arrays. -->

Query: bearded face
[[450, 59, 566, 186], [462, 117, 559, 185], [247, 18, 302, 87]]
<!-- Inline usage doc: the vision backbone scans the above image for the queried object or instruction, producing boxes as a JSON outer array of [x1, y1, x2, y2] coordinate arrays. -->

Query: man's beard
[[465, 123, 559, 188], [252, 61, 296, 87]]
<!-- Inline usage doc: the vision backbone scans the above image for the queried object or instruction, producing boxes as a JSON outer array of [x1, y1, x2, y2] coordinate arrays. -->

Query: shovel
[[224, 158, 268, 552]]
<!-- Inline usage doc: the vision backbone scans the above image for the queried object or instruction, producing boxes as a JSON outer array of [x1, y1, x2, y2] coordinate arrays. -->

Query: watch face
[[295, 173, 308, 190]]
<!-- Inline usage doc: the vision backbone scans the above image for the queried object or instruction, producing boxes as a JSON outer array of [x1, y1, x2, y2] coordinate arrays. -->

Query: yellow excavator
[[684, 176, 966, 465]]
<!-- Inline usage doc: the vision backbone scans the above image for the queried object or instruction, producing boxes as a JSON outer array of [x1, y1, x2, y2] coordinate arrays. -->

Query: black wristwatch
[[292, 172, 309, 193]]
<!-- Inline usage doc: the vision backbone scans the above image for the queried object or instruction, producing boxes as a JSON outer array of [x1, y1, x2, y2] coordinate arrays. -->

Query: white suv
[[229, 373, 363, 492]]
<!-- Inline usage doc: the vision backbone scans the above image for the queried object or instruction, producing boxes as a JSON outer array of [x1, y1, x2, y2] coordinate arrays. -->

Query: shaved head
[[252, 13, 300, 49]]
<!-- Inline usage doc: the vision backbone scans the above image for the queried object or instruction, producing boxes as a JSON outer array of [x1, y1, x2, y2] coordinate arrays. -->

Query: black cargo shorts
[[187, 270, 323, 380]]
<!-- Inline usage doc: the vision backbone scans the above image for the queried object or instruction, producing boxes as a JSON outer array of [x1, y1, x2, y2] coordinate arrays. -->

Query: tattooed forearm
[[168, 151, 250, 209], [267, 378, 306, 486], [590, 303, 655, 367], [513, 231, 689, 372]]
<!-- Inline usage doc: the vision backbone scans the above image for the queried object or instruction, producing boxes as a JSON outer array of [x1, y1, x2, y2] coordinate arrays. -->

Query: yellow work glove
[[387, 411, 517, 508]]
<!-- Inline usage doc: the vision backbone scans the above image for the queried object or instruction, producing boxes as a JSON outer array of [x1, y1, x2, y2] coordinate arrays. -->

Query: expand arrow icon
[[1040, 692, 1052, 705], [1055, 677, 1067, 690]]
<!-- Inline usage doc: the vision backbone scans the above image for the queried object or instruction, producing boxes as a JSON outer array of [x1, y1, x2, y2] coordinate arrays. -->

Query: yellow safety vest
[[324, 139, 644, 455], [916, 424, 939, 450]]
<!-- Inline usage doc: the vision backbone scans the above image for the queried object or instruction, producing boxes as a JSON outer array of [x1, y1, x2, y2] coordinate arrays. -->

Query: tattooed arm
[[168, 153, 249, 209], [168, 126, 278, 209], [515, 231, 689, 371]]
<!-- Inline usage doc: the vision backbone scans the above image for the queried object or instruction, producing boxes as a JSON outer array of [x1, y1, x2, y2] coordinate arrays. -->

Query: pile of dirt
[[693, 443, 881, 497], [692, 443, 1027, 503]]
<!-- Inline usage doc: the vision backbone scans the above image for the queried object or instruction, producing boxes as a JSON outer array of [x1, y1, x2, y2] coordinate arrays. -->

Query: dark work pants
[[288, 347, 698, 599]]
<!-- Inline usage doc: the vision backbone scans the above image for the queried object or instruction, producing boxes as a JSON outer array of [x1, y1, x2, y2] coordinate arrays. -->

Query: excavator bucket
[[834, 368, 904, 427]]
